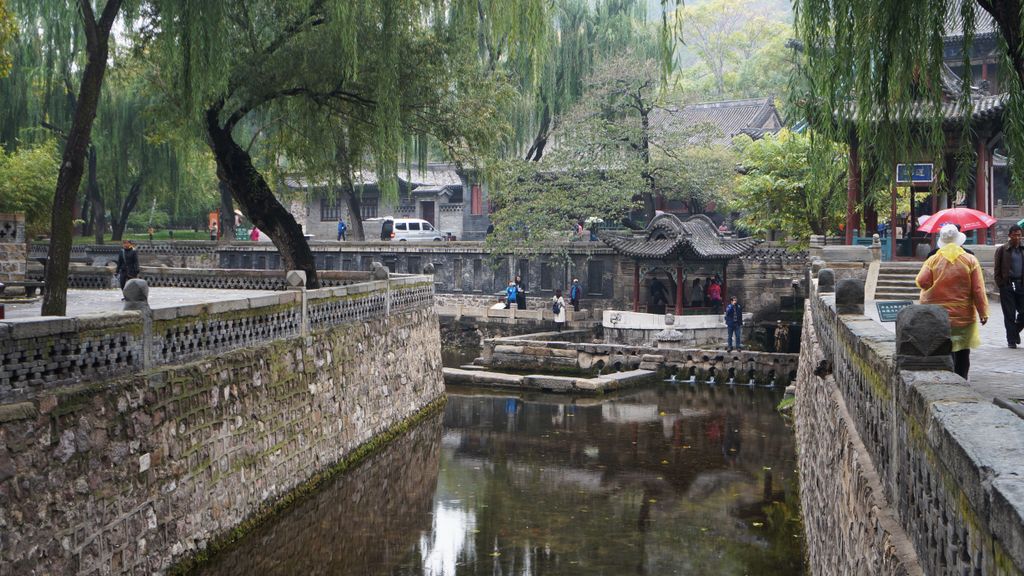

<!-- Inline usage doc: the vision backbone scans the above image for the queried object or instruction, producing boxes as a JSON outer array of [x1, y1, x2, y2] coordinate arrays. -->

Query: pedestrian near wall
[[515, 275, 527, 310], [552, 289, 567, 332], [337, 217, 347, 241], [994, 224, 1024, 348], [115, 239, 140, 293], [569, 278, 582, 312], [915, 224, 989, 379], [505, 280, 518, 309], [724, 296, 743, 351]]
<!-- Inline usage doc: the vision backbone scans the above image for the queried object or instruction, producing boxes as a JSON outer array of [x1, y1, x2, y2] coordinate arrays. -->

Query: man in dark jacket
[[116, 239, 140, 290], [724, 296, 743, 351], [380, 218, 394, 241], [994, 224, 1024, 347]]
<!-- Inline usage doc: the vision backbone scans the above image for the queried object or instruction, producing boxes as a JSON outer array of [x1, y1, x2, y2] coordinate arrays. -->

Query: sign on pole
[[895, 163, 934, 184]]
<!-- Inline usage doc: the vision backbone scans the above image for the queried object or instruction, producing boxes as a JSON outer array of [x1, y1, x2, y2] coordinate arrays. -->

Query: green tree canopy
[[731, 129, 846, 243], [0, 140, 60, 234], [0, 0, 15, 78]]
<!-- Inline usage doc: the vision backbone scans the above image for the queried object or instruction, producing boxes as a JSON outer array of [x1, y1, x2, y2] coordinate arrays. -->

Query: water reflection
[[196, 384, 804, 575]]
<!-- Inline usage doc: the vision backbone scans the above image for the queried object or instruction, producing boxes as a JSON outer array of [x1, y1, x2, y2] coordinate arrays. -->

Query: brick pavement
[[1, 287, 280, 320]]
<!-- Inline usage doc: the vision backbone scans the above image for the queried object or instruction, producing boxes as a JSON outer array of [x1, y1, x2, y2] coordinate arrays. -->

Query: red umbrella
[[917, 207, 996, 233]]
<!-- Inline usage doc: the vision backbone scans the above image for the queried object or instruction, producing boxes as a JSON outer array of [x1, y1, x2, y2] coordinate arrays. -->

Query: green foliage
[[0, 140, 59, 233], [0, 0, 15, 78], [672, 0, 794, 101], [792, 0, 978, 196], [732, 129, 846, 243], [126, 207, 169, 230]]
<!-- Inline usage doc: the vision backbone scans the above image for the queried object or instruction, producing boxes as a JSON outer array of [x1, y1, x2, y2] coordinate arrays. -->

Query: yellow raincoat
[[915, 244, 990, 352]]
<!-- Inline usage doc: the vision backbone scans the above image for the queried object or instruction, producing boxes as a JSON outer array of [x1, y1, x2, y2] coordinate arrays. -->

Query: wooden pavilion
[[600, 214, 759, 313]]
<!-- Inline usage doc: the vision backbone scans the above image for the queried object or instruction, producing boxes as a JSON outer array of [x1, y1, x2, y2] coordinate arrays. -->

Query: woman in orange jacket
[[915, 224, 989, 379]]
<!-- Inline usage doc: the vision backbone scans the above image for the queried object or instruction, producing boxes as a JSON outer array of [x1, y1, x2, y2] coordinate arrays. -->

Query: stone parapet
[[799, 277, 1024, 575], [0, 275, 435, 400], [0, 212, 27, 282]]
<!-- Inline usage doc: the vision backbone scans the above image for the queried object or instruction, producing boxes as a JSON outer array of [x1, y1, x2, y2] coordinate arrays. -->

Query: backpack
[[552, 299, 562, 314]]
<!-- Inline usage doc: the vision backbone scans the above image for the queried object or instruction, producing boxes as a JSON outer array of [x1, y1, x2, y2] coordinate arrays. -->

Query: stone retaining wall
[[797, 276, 1024, 575], [0, 279, 444, 575], [0, 213, 27, 282]]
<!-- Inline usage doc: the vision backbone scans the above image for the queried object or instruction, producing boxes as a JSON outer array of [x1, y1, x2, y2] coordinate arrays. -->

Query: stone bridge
[[797, 269, 1024, 575], [0, 275, 444, 574]]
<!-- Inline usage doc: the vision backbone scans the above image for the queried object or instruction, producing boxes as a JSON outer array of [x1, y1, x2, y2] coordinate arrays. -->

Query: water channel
[[196, 381, 805, 575]]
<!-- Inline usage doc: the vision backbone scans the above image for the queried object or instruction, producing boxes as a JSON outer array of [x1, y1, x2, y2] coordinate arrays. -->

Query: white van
[[364, 217, 445, 241]]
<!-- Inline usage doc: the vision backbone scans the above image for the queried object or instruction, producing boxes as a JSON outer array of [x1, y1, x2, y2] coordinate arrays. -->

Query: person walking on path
[[994, 224, 1024, 348], [569, 278, 582, 312], [515, 275, 527, 310], [916, 224, 989, 379], [724, 296, 743, 351], [115, 239, 140, 291], [552, 289, 567, 331], [337, 217, 347, 241], [505, 280, 518, 309]]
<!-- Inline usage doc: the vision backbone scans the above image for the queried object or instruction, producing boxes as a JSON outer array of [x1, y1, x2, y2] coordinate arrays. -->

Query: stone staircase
[[874, 262, 922, 302]]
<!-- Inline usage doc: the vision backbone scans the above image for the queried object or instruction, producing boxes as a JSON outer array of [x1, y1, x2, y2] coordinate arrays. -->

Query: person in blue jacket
[[505, 280, 518, 309], [337, 217, 347, 241], [724, 296, 743, 351], [569, 278, 582, 311]]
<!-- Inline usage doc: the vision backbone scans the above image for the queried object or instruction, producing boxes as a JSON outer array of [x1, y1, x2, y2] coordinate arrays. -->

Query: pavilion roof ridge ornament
[[599, 213, 760, 260]]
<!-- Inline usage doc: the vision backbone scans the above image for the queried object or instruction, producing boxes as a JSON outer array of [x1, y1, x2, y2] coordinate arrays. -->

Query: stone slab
[[6, 317, 77, 339], [524, 375, 577, 392], [442, 367, 524, 387], [991, 478, 1024, 570], [0, 401, 36, 422]]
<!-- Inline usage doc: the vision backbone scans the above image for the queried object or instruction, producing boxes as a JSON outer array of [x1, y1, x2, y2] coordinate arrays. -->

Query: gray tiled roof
[[600, 214, 759, 260], [650, 97, 782, 146]]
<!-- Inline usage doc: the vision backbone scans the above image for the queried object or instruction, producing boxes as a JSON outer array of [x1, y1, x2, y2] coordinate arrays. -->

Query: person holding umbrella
[[994, 224, 1024, 347], [915, 224, 989, 379]]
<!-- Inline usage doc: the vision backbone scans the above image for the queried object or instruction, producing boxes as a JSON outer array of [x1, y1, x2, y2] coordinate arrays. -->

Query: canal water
[[196, 383, 804, 575]]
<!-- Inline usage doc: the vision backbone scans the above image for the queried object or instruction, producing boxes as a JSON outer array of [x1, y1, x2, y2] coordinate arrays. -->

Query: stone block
[[0, 401, 36, 422], [836, 279, 865, 315], [286, 270, 307, 287], [151, 307, 178, 321], [895, 305, 953, 371], [7, 317, 77, 339], [524, 375, 576, 391], [206, 298, 249, 315], [173, 303, 208, 319], [991, 478, 1024, 570], [78, 312, 140, 331], [277, 291, 299, 304], [818, 268, 835, 293], [247, 294, 282, 310], [123, 279, 149, 302], [822, 245, 872, 262]]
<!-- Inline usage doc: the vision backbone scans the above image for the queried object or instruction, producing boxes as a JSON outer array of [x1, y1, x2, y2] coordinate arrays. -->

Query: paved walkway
[[865, 298, 1024, 403], [1, 288, 280, 320]]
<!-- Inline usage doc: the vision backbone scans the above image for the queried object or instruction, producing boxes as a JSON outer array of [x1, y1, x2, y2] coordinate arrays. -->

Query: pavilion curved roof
[[600, 214, 760, 261]]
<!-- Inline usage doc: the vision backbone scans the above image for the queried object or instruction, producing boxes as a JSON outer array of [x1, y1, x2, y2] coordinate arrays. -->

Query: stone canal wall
[[0, 277, 445, 575], [797, 275, 1024, 575]]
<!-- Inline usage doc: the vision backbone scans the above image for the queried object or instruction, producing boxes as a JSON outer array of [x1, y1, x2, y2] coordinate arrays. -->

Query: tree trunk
[[218, 181, 235, 241], [42, 0, 122, 315], [334, 140, 365, 240], [525, 98, 552, 162], [639, 109, 656, 223], [205, 102, 319, 288], [81, 195, 92, 237], [88, 147, 106, 244], [111, 179, 142, 241]]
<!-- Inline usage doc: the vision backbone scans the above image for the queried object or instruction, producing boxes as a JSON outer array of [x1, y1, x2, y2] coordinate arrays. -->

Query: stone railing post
[[370, 261, 390, 317], [286, 270, 307, 335], [122, 279, 152, 369], [836, 278, 864, 315], [818, 268, 835, 293], [895, 304, 953, 371], [870, 234, 881, 262]]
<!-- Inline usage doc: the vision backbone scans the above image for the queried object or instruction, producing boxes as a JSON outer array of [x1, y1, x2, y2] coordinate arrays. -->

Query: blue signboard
[[895, 163, 934, 184]]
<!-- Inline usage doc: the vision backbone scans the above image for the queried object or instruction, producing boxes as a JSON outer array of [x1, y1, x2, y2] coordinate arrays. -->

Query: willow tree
[[3, 0, 129, 315], [150, 1, 548, 287], [793, 0, 1024, 195], [0, 0, 14, 78]]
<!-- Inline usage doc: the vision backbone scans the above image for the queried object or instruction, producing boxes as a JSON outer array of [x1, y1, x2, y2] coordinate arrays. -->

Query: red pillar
[[977, 140, 988, 245], [675, 266, 684, 313], [632, 262, 640, 312], [846, 138, 861, 245]]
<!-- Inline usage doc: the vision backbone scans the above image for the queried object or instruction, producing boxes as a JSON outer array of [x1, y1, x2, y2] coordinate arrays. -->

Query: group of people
[[689, 276, 724, 313], [501, 277, 583, 332], [915, 223, 1024, 380]]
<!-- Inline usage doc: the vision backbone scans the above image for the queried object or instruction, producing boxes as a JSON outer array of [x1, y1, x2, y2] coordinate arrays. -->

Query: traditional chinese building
[[600, 214, 759, 313]]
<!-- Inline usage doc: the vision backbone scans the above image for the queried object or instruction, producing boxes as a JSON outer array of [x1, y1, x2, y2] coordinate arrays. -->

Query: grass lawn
[[70, 230, 213, 244]]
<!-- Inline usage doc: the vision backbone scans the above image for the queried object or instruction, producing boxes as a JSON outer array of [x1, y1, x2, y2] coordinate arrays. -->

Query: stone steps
[[875, 264, 922, 301]]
